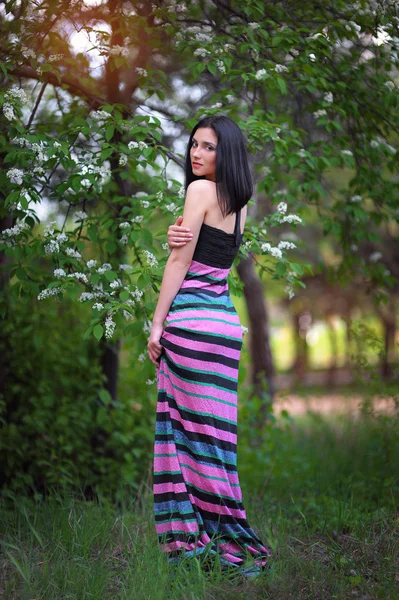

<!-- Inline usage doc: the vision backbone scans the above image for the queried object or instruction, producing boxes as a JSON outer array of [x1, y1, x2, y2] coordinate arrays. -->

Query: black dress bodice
[[192, 210, 243, 269]]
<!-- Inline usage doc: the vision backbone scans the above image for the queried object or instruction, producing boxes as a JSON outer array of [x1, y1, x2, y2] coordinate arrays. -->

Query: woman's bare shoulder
[[186, 180, 216, 193]]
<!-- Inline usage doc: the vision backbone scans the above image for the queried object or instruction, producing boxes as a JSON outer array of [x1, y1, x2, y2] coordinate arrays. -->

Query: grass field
[[1, 403, 398, 600]]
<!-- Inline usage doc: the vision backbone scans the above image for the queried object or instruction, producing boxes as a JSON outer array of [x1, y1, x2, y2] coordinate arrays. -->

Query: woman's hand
[[167, 215, 193, 248], [148, 322, 164, 367]]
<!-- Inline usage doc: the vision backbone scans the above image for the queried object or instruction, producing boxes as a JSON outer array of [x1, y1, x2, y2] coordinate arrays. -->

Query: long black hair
[[184, 115, 253, 216]]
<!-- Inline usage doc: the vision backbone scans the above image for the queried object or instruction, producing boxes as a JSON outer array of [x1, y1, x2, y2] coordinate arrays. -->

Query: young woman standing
[[147, 115, 273, 576]]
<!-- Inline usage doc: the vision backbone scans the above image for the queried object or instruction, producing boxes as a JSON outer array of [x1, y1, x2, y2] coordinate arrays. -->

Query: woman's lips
[[192, 162, 202, 167]]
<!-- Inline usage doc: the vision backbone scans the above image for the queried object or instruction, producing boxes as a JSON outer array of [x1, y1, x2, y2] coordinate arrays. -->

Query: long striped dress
[[153, 210, 272, 574]]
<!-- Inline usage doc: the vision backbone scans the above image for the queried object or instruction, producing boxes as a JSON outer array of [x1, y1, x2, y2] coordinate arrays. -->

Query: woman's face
[[190, 127, 218, 181]]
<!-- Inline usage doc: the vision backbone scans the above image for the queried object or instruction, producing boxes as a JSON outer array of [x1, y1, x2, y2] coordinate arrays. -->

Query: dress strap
[[234, 209, 241, 245]]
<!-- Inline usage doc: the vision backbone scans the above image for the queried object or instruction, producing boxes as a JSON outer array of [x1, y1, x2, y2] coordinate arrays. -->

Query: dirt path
[[274, 393, 397, 417]]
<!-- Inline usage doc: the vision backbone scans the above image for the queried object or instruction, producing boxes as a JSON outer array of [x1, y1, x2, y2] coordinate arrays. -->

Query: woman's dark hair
[[184, 115, 253, 216]]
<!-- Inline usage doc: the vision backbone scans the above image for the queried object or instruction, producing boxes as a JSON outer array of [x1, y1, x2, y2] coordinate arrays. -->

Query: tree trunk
[[236, 255, 275, 403]]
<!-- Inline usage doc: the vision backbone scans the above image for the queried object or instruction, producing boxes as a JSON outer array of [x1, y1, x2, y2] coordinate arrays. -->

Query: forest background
[[0, 1, 398, 599]]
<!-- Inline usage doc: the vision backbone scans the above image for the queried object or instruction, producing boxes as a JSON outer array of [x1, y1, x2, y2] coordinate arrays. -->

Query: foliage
[[0, 294, 155, 498], [1, 409, 398, 599]]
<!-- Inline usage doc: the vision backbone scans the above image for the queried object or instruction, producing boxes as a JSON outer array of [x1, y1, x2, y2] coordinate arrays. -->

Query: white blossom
[[370, 140, 379, 148], [255, 69, 267, 80], [274, 64, 288, 73], [351, 244, 358, 252], [162, 242, 170, 251], [132, 215, 143, 223], [93, 302, 104, 310], [341, 149, 353, 156], [110, 279, 122, 289], [6, 168, 24, 185], [68, 272, 89, 284], [143, 320, 152, 334], [278, 240, 297, 250], [81, 179, 92, 189], [73, 211, 88, 221], [109, 45, 129, 57], [130, 286, 144, 302], [38, 287, 63, 301], [87, 259, 97, 269], [285, 284, 295, 300], [119, 264, 133, 271], [178, 187, 185, 199], [1, 221, 29, 242], [249, 22, 260, 30], [324, 92, 334, 103], [143, 250, 158, 268], [193, 48, 210, 57], [91, 110, 112, 121], [135, 67, 148, 77], [276, 202, 288, 214], [261, 243, 283, 259], [211, 102, 222, 109], [226, 94, 235, 103], [297, 148, 307, 157], [105, 313, 116, 339], [370, 251, 382, 262], [140, 199, 150, 209], [56, 233, 68, 244], [97, 263, 112, 274], [3, 103, 15, 121], [120, 234, 129, 245], [146, 378, 156, 385], [309, 53, 317, 62], [5, 86, 28, 105], [386, 144, 397, 154], [384, 81, 396, 90], [350, 195, 362, 202], [278, 214, 303, 225], [44, 240, 60, 255], [53, 268, 66, 279], [241, 325, 248, 335], [65, 247, 82, 259], [119, 153, 128, 166], [156, 191, 164, 201], [119, 222, 131, 229], [138, 351, 147, 362], [290, 48, 299, 57], [166, 202, 177, 213], [313, 109, 327, 119], [216, 60, 226, 74]]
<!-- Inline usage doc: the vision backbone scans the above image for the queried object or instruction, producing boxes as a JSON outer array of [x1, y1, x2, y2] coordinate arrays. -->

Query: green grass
[[1, 409, 398, 600]]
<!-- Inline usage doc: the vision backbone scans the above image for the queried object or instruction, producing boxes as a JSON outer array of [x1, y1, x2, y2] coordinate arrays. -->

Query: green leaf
[[120, 290, 130, 302], [93, 324, 104, 340], [104, 270, 117, 282], [105, 125, 115, 142]]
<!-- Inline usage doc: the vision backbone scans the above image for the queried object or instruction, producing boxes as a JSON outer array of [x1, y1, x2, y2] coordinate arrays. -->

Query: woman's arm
[[147, 181, 211, 366], [168, 215, 193, 247]]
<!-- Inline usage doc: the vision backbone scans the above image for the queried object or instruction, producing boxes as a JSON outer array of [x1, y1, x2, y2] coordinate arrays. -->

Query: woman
[[147, 115, 273, 575]]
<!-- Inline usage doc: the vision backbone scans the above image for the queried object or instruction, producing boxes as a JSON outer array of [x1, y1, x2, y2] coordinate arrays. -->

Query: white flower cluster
[[138, 351, 147, 362], [156, 191, 164, 202], [211, 102, 222, 109], [109, 45, 129, 57], [91, 110, 112, 122], [384, 81, 396, 90], [278, 240, 297, 250], [105, 313, 116, 339], [76, 153, 111, 192], [97, 262, 112, 274], [93, 302, 104, 310], [2, 86, 29, 121], [216, 60, 226, 74], [162, 242, 170, 251], [261, 242, 283, 259], [324, 92, 334, 103], [249, 22, 260, 30], [6, 168, 24, 185], [135, 67, 148, 77], [119, 222, 131, 229], [241, 325, 249, 335], [276, 201, 288, 214], [350, 195, 362, 203], [128, 141, 148, 151], [278, 214, 303, 225], [309, 53, 317, 62], [143, 250, 158, 268], [67, 272, 89, 284], [0, 220, 29, 246], [48, 54, 64, 62], [370, 251, 382, 262], [146, 378, 156, 385], [225, 94, 235, 103], [44, 240, 60, 255], [140, 199, 150, 209], [255, 68, 267, 80], [297, 148, 307, 158], [119, 153, 128, 166], [143, 320, 152, 334], [110, 278, 122, 289], [65, 247, 82, 259], [194, 48, 210, 57], [54, 268, 66, 278], [74, 211, 88, 221], [38, 287, 63, 301], [132, 215, 143, 223], [274, 64, 288, 73], [119, 264, 133, 271], [87, 259, 97, 269], [341, 149, 353, 156], [314, 109, 327, 119]]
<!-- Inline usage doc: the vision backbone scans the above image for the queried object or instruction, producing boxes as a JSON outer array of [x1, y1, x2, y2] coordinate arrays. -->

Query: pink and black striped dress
[[154, 210, 273, 574]]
